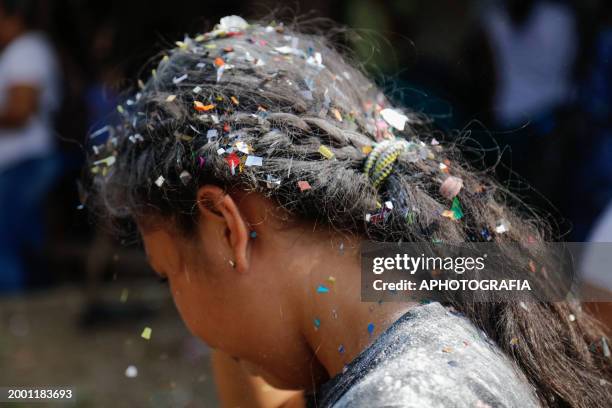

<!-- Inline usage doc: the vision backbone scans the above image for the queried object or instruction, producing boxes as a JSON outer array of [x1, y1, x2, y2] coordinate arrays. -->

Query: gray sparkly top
[[306, 302, 540, 408]]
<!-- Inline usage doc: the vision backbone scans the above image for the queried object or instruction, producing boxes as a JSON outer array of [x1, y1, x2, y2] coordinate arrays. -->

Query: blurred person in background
[[461, 0, 579, 214], [579, 7, 612, 320], [569, 5, 612, 240], [0, 0, 61, 292], [483, 0, 577, 132]]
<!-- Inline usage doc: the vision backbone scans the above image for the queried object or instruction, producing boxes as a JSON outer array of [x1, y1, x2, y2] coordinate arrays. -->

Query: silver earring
[[228, 260, 235, 268]]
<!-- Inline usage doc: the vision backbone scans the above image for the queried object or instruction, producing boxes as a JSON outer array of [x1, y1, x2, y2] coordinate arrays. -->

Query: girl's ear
[[196, 185, 250, 273]]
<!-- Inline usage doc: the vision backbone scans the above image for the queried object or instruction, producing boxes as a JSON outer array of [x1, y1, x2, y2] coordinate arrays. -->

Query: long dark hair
[[86, 17, 611, 407]]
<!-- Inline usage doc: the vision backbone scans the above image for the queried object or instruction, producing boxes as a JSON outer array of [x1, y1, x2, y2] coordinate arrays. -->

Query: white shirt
[[0, 32, 60, 171], [485, 2, 577, 125]]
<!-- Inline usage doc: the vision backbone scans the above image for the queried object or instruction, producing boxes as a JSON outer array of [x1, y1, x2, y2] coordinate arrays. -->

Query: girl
[[87, 16, 611, 407]]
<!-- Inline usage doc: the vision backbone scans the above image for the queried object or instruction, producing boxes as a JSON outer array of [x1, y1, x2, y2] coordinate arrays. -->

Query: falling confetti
[[141, 327, 152, 340], [250, 231, 257, 239], [125, 365, 138, 378], [120, 288, 129, 303], [338, 345, 345, 354], [367, 323, 375, 335], [314, 318, 321, 330], [155, 176, 165, 188]]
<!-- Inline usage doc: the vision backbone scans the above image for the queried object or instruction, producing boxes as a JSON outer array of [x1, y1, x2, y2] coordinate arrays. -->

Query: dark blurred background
[[0, 0, 611, 406]]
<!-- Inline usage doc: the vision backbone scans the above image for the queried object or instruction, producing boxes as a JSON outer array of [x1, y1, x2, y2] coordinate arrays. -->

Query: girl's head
[[87, 16, 610, 406]]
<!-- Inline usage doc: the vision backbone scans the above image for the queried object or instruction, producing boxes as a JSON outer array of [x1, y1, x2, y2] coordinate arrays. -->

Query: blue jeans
[[0, 154, 62, 292]]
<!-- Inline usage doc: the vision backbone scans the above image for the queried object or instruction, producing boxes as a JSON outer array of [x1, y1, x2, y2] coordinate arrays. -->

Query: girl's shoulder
[[309, 302, 540, 408]]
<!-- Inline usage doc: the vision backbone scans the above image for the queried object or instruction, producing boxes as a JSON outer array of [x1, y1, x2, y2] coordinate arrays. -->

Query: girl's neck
[[294, 235, 416, 379]]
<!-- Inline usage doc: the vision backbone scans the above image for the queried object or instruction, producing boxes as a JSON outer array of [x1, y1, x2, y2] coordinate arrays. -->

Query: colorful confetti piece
[[440, 176, 463, 200], [125, 365, 138, 378], [141, 327, 152, 340], [120, 288, 129, 303], [298, 180, 311, 191], [245, 155, 263, 166], [495, 219, 509, 234], [331, 108, 342, 122], [451, 197, 464, 220], [194, 101, 215, 112], [380, 108, 408, 131], [318, 145, 334, 159], [317, 285, 329, 293], [602, 337, 610, 357], [225, 152, 240, 168]]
